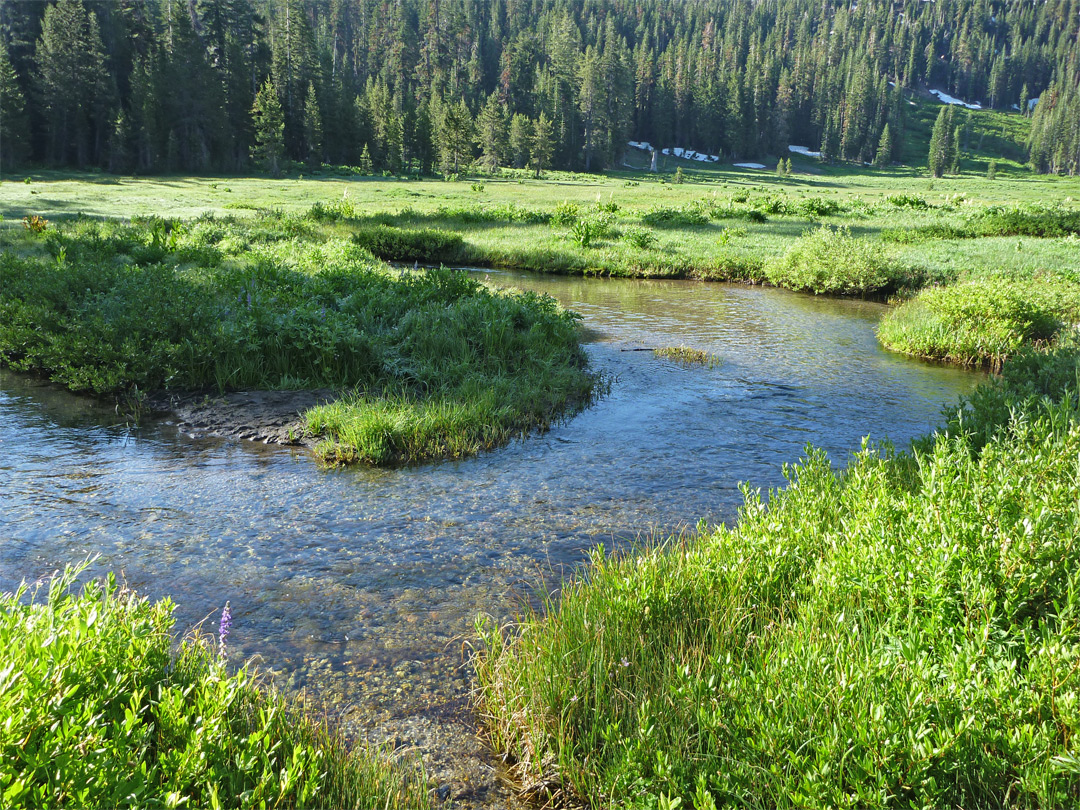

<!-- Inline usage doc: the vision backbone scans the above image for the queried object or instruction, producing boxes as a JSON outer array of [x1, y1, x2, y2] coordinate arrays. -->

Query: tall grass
[[0, 562, 429, 809], [477, 346, 1080, 809], [0, 215, 595, 464]]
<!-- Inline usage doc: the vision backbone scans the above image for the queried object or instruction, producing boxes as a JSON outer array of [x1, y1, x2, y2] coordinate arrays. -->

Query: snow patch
[[1028, 97, 1040, 111], [733, 162, 767, 170], [788, 145, 821, 158], [659, 146, 721, 162], [628, 140, 654, 152], [929, 88, 982, 110]]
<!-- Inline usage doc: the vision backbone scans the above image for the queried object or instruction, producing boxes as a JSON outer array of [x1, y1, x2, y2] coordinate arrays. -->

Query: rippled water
[[0, 273, 978, 796]]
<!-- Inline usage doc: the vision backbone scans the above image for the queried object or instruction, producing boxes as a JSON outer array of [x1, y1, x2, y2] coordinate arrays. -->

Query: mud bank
[[149, 388, 339, 447]]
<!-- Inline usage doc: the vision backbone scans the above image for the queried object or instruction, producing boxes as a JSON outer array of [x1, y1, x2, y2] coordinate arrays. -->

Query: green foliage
[[551, 200, 580, 226], [641, 203, 709, 228], [0, 216, 594, 464], [251, 79, 285, 176], [477, 352, 1080, 808], [878, 275, 1080, 366], [765, 225, 909, 295], [622, 226, 656, 249], [0, 562, 428, 809]]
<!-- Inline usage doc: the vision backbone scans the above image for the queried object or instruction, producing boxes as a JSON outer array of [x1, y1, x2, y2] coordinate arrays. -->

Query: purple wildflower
[[620, 657, 630, 668], [218, 601, 232, 659], [246, 291, 252, 307]]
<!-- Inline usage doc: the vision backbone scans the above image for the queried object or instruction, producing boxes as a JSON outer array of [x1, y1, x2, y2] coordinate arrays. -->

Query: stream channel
[[0, 270, 980, 806]]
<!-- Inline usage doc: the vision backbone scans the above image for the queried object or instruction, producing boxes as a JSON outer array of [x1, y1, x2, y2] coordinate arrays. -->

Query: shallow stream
[[0, 272, 979, 804]]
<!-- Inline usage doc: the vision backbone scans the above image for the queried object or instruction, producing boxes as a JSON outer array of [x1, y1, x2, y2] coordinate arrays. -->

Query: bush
[[764, 225, 904, 295], [885, 193, 932, 209], [622, 226, 656, 249], [0, 563, 428, 809], [641, 202, 709, 228], [351, 225, 467, 263], [551, 200, 580, 226]]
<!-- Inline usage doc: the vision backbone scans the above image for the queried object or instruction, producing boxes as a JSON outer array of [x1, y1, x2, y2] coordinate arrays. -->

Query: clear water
[[0, 272, 978, 785]]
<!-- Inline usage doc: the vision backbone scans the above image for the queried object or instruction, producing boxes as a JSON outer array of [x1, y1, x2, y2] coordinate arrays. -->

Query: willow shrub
[[0, 564, 428, 809], [764, 225, 913, 295], [477, 347, 1080, 809], [878, 275, 1080, 366]]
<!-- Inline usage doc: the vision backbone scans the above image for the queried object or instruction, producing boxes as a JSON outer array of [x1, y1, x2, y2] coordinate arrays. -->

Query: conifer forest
[[1, 0, 1079, 175]]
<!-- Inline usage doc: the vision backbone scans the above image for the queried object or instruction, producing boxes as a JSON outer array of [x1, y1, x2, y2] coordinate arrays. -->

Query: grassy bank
[[476, 344, 1080, 808], [0, 214, 594, 465], [0, 563, 428, 809], [878, 275, 1080, 367]]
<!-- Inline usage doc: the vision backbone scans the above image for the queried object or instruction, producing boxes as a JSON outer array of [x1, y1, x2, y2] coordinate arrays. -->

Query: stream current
[[0, 272, 979, 804]]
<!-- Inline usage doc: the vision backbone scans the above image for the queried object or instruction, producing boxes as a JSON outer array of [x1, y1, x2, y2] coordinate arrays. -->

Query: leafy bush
[[0, 563, 428, 809], [552, 200, 580, 226], [641, 202, 709, 227], [765, 225, 904, 295], [885, 193, 932, 209], [972, 204, 1080, 238], [622, 226, 656, 249], [306, 199, 357, 222], [797, 196, 844, 217], [351, 224, 466, 263]]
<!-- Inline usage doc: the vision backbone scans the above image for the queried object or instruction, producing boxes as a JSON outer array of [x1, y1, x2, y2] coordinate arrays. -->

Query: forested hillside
[[0, 0, 1077, 175]]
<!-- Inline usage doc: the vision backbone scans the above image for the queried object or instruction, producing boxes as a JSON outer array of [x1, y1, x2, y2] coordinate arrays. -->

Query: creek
[[0, 271, 979, 805]]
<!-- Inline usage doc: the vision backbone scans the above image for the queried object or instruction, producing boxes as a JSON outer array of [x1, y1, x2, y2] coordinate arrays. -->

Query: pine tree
[[302, 82, 323, 167], [509, 113, 531, 169], [874, 123, 893, 168], [987, 159, 997, 180], [251, 78, 285, 175], [437, 98, 474, 175], [928, 105, 954, 177], [359, 143, 373, 174], [783, 157, 792, 176], [531, 111, 555, 177], [0, 41, 30, 169], [475, 91, 507, 173], [34, 0, 114, 166], [949, 124, 962, 174]]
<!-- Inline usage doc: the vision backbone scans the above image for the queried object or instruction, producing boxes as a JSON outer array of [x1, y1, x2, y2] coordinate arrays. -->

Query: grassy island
[[0, 213, 594, 465]]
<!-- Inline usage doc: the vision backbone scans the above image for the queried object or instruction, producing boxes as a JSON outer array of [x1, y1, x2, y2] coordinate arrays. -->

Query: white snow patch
[[628, 140, 654, 151], [929, 89, 982, 110], [660, 146, 721, 161], [1028, 97, 1040, 111], [733, 162, 767, 170], [788, 145, 821, 158]]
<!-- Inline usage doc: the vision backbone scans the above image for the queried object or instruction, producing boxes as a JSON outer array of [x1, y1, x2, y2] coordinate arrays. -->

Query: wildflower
[[620, 657, 630, 668], [218, 601, 232, 659]]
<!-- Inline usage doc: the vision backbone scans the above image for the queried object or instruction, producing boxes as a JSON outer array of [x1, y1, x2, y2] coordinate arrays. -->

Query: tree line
[[1, 0, 1077, 176]]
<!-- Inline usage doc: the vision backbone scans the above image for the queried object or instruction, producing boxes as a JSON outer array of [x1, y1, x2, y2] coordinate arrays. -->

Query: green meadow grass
[[0, 563, 429, 809], [0, 214, 594, 465], [476, 344, 1080, 809]]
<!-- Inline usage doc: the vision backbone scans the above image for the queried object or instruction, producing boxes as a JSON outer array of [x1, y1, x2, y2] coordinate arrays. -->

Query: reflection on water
[[0, 274, 979, 792]]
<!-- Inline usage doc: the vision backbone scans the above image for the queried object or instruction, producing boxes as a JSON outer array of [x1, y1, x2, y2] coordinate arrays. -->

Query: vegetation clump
[[0, 215, 594, 465], [764, 225, 910, 296], [477, 344, 1080, 809], [653, 346, 721, 367], [877, 275, 1080, 366], [0, 563, 428, 809]]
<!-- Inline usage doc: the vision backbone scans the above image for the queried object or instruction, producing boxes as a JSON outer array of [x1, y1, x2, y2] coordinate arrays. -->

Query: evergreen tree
[[251, 78, 285, 175], [34, 0, 114, 166], [987, 159, 997, 180], [531, 111, 555, 177], [475, 91, 508, 173], [0, 41, 30, 169], [509, 112, 531, 169], [874, 123, 892, 168], [302, 82, 323, 167], [437, 98, 473, 175], [359, 143, 372, 174], [928, 105, 954, 177]]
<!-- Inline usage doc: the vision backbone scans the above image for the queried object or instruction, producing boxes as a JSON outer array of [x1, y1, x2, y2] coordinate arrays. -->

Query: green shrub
[[0, 563, 428, 809], [623, 226, 656, 249], [764, 225, 905, 295], [351, 224, 466, 263], [972, 204, 1080, 238], [306, 199, 357, 222], [551, 200, 580, 226], [885, 193, 932, 209], [641, 203, 709, 228]]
